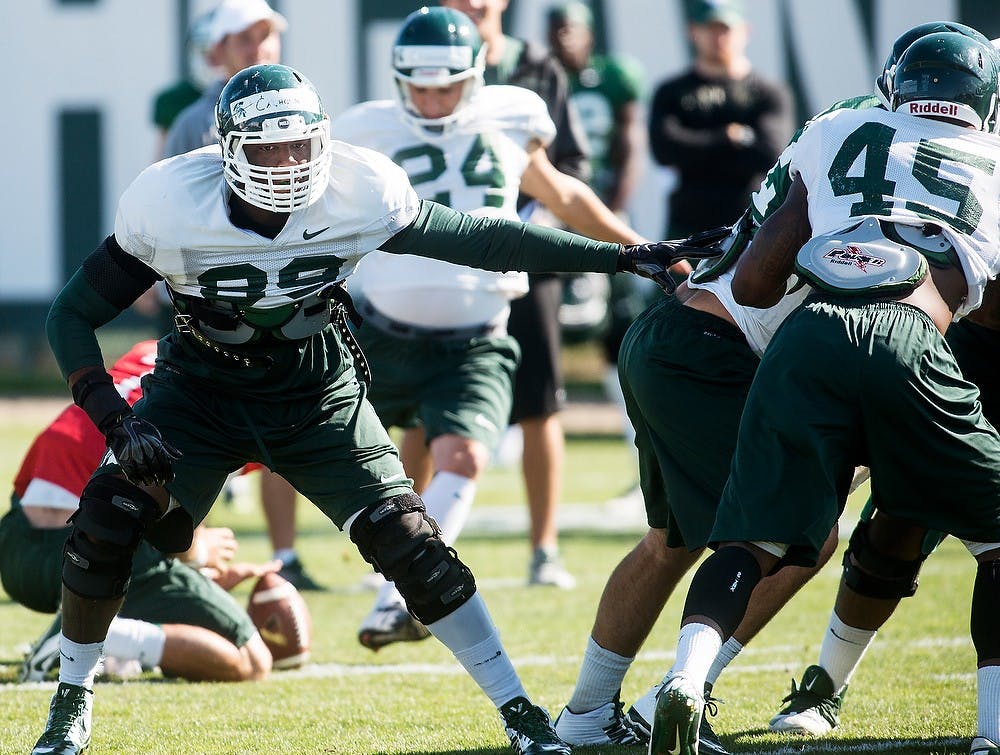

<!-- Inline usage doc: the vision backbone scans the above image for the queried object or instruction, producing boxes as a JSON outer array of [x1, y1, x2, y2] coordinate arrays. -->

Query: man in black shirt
[[649, 0, 791, 237]]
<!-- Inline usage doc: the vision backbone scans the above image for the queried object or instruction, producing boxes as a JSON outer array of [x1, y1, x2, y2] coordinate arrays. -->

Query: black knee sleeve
[[63, 476, 162, 600], [682, 546, 762, 640], [350, 494, 477, 624], [971, 558, 1000, 661], [842, 520, 925, 600]]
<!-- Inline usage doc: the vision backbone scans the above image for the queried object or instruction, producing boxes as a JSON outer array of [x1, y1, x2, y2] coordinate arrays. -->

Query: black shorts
[[508, 274, 565, 422]]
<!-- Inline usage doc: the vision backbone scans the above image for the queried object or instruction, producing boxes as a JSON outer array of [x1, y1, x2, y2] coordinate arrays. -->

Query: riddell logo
[[907, 101, 959, 117], [824, 245, 886, 272]]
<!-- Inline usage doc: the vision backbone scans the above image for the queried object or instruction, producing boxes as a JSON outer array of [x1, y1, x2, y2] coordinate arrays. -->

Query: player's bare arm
[[731, 177, 811, 308]]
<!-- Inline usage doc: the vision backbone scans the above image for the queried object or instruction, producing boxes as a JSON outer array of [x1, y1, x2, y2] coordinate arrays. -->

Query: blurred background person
[[437, 0, 591, 589], [649, 0, 792, 237], [547, 1, 651, 512], [150, 8, 219, 159]]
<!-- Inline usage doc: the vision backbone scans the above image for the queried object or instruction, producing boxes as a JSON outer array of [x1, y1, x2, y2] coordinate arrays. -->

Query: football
[[247, 572, 312, 670]]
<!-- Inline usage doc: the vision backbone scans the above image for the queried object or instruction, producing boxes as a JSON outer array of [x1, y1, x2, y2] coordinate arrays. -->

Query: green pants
[[715, 297, 1000, 566], [619, 295, 759, 548]]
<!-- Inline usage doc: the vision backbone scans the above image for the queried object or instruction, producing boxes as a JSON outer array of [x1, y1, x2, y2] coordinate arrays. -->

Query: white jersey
[[114, 141, 419, 311], [790, 107, 1000, 316], [331, 85, 555, 329]]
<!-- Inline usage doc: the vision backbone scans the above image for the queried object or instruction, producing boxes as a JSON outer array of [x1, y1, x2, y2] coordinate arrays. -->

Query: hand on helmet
[[105, 414, 182, 487]]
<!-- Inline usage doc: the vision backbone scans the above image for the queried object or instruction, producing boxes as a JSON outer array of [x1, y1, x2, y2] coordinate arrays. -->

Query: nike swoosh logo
[[380, 472, 406, 484], [60, 651, 76, 663], [303, 226, 330, 240]]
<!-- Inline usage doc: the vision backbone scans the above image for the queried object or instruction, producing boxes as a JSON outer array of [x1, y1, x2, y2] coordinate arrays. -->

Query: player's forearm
[[384, 200, 620, 275], [545, 175, 644, 245]]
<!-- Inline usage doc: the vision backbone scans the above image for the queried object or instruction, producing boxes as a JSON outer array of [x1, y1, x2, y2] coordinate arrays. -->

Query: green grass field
[[0, 399, 980, 754]]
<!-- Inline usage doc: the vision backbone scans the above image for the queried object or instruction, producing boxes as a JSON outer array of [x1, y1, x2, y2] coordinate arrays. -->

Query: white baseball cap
[[208, 0, 287, 46]]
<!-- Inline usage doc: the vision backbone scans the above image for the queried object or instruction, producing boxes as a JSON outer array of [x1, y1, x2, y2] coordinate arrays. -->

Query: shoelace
[[602, 699, 644, 744], [779, 681, 839, 723], [507, 704, 560, 744], [43, 692, 86, 740], [703, 692, 724, 719]]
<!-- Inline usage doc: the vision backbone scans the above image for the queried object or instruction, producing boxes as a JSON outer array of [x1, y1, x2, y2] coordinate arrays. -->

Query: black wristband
[[70, 370, 132, 434], [615, 249, 633, 273]]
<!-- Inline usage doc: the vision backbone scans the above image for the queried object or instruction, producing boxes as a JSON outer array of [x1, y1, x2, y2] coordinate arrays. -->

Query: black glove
[[104, 413, 182, 487], [71, 369, 182, 487], [617, 238, 727, 294]]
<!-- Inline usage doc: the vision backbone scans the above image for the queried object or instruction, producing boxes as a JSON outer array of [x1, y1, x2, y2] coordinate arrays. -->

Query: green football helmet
[[890, 32, 1000, 133], [875, 22, 989, 108], [392, 6, 486, 133], [215, 64, 331, 212]]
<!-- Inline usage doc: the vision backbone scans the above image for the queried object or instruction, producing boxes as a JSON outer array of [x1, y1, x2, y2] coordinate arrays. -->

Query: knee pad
[[350, 494, 477, 624], [63, 476, 162, 600], [682, 546, 762, 640], [842, 520, 925, 600], [971, 558, 1000, 661]]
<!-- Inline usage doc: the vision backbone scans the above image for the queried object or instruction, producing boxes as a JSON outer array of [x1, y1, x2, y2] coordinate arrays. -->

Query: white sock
[[273, 548, 296, 565], [978, 666, 1000, 743], [706, 637, 744, 688], [427, 595, 526, 708], [103, 617, 166, 668], [374, 580, 405, 610], [57, 635, 103, 689], [422, 471, 477, 545], [670, 623, 722, 690], [818, 612, 877, 691], [567, 636, 633, 712]]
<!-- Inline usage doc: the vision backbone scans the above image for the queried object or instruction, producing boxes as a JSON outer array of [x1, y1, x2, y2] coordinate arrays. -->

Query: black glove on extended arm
[[71, 369, 181, 487], [617, 229, 732, 294]]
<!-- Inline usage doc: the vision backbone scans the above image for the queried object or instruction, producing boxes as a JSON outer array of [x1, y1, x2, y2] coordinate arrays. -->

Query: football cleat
[[528, 548, 576, 589], [357, 604, 431, 651], [553, 691, 648, 746], [277, 556, 328, 592], [769, 664, 846, 736], [32, 682, 92, 754], [971, 736, 1000, 755], [499, 696, 571, 755], [648, 675, 703, 755], [632, 681, 729, 754], [19, 615, 63, 683]]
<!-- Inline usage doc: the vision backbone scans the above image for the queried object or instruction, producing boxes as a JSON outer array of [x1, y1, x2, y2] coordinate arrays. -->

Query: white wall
[[0, 0, 966, 305]]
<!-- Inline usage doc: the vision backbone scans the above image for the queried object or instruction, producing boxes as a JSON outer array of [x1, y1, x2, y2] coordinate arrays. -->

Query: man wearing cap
[[162, 0, 286, 159], [649, 0, 791, 237]]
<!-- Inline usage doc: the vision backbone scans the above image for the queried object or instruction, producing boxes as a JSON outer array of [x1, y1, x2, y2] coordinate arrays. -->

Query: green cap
[[689, 0, 744, 26], [548, 1, 593, 29]]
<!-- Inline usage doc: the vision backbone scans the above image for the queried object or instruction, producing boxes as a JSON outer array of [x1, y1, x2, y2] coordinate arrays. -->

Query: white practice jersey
[[114, 141, 419, 312], [790, 107, 1000, 316], [331, 85, 555, 329]]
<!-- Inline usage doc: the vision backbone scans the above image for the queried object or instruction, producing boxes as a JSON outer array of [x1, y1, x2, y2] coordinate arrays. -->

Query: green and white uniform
[[620, 97, 876, 547], [47, 140, 620, 534], [713, 106, 1000, 565], [331, 85, 554, 449]]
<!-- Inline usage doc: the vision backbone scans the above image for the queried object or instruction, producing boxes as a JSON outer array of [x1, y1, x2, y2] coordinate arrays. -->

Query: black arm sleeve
[[46, 235, 160, 380], [382, 201, 619, 275]]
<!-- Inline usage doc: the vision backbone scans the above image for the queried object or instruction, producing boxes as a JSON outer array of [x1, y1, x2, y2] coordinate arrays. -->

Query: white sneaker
[[529, 548, 577, 589], [554, 694, 648, 746]]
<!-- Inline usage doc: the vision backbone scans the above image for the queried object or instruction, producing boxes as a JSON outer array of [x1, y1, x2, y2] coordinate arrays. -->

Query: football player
[[29, 60, 689, 754], [0, 340, 276, 684], [331, 6, 647, 653], [650, 30, 1000, 755]]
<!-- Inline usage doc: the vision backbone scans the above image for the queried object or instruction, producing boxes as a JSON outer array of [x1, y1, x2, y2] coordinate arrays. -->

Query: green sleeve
[[382, 201, 621, 275], [45, 269, 125, 380]]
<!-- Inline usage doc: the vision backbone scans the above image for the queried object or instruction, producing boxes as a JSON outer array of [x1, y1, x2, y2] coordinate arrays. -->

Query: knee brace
[[842, 520, 925, 600], [350, 494, 476, 624], [63, 476, 162, 600], [682, 546, 762, 640], [971, 558, 1000, 661]]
